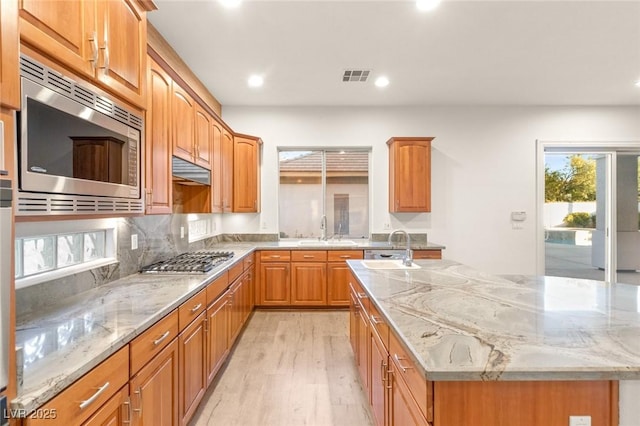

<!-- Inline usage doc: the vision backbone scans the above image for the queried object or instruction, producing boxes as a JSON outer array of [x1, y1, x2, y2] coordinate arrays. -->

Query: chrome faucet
[[388, 229, 413, 266], [320, 215, 327, 240]]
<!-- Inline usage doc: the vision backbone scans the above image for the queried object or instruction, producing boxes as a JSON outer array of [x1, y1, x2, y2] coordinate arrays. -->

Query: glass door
[[543, 152, 608, 282], [614, 153, 640, 285]]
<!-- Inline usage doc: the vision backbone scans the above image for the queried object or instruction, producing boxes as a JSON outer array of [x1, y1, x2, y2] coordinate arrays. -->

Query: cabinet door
[[291, 262, 327, 306], [389, 366, 429, 426], [357, 300, 370, 392], [130, 338, 179, 426], [145, 58, 172, 214], [194, 103, 212, 169], [82, 385, 130, 426], [1, 0, 20, 109], [96, 0, 146, 107], [172, 84, 195, 162], [221, 129, 234, 212], [388, 138, 432, 213], [228, 279, 243, 345], [412, 250, 441, 260], [233, 136, 260, 212], [19, 0, 97, 79], [349, 288, 359, 357], [258, 262, 290, 305], [206, 294, 230, 386], [327, 263, 351, 306], [370, 330, 389, 426], [179, 312, 207, 426], [211, 120, 224, 212]]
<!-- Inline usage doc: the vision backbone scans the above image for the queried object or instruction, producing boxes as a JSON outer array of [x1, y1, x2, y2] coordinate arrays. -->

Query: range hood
[[172, 156, 211, 185]]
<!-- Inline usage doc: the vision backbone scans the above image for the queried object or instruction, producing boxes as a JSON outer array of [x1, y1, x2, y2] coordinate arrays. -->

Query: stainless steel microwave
[[17, 55, 143, 215]]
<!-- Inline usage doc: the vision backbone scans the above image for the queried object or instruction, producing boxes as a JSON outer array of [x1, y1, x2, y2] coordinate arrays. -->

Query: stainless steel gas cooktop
[[140, 251, 234, 274]]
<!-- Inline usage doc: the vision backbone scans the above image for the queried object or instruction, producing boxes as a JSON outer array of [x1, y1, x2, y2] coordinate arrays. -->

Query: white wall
[[221, 106, 640, 275]]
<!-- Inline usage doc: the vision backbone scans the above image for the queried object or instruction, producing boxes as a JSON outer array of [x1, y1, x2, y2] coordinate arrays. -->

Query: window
[[15, 218, 117, 289], [278, 149, 369, 239]]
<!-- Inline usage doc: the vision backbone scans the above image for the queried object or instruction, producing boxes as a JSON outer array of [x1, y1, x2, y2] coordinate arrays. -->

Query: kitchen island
[[347, 258, 640, 426]]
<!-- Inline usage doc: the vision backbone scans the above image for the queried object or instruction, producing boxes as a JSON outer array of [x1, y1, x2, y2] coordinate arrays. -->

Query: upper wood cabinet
[[145, 56, 172, 214], [172, 83, 195, 162], [193, 103, 212, 169], [211, 119, 224, 213], [221, 128, 234, 212], [19, 0, 152, 108], [233, 134, 261, 213], [0, 0, 20, 110], [387, 137, 433, 213]]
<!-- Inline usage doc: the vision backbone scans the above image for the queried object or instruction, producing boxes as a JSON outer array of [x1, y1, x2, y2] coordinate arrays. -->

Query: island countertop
[[347, 259, 640, 381]]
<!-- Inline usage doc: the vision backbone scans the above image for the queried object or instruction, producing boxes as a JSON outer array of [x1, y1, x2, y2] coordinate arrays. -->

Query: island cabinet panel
[[129, 338, 179, 426], [24, 346, 129, 426], [389, 362, 430, 426], [433, 380, 618, 426], [387, 137, 433, 213], [350, 280, 370, 393], [145, 56, 172, 214], [370, 326, 389, 426]]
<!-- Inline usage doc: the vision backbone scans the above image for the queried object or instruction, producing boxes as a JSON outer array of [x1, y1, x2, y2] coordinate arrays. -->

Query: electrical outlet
[[180, 226, 185, 239], [131, 234, 138, 250], [384, 222, 391, 230], [569, 416, 591, 426], [261, 221, 267, 230]]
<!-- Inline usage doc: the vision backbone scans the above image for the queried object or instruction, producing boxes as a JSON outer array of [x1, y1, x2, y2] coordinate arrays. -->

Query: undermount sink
[[297, 240, 358, 246], [361, 260, 421, 270]]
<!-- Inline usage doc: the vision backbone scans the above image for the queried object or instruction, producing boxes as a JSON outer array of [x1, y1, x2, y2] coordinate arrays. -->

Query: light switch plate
[[180, 226, 185, 239], [131, 234, 138, 250], [569, 416, 591, 426]]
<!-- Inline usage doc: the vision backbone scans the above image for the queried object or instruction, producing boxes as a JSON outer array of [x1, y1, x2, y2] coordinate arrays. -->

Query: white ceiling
[[149, 0, 640, 107]]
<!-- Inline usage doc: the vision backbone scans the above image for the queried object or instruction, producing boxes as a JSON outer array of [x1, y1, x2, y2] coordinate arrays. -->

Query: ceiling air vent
[[342, 69, 371, 82]]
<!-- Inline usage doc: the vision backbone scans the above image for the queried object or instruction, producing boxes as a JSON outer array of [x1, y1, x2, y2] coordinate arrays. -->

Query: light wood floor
[[190, 310, 374, 426]]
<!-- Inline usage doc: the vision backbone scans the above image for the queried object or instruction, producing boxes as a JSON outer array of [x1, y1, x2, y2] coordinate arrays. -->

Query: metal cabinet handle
[[303, 255, 314, 259], [190, 303, 203, 313], [99, 41, 110, 71], [381, 359, 388, 383], [153, 331, 171, 346], [122, 397, 132, 424], [89, 31, 98, 67], [270, 255, 281, 258], [133, 388, 143, 415], [370, 316, 381, 325], [394, 353, 413, 373], [339, 255, 351, 259], [357, 292, 367, 299], [79, 381, 110, 410]]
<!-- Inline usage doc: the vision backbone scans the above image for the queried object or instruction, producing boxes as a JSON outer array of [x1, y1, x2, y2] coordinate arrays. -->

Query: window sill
[[15, 257, 119, 290]]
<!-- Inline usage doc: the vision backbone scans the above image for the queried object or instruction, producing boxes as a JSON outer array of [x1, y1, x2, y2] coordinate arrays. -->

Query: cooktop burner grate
[[140, 251, 234, 274]]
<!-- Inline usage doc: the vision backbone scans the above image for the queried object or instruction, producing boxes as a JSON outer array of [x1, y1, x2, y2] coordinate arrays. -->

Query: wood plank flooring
[[190, 310, 374, 426]]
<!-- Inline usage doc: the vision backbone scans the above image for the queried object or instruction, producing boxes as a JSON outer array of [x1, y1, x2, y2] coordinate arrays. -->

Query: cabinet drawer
[[25, 346, 129, 426], [369, 303, 389, 350], [206, 272, 229, 306], [179, 289, 207, 330], [260, 250, 291, 262], [413, 250, 441, 260], [328, 250, 364, 262], [389, 331, 429, 421], [243, 253, 255, 270], [130, 310, 179, 375], [228, 261, 244, 283], [291, 250, 327, 262]]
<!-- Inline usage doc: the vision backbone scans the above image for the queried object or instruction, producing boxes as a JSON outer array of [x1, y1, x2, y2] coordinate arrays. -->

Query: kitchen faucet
[[388, 229, 413, 266]]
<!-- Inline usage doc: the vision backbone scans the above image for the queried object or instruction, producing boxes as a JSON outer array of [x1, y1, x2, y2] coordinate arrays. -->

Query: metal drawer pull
[[122, 397, 132, 424], [371, 316, 381, 325], [153, 331, 171, 346], [303, 255, 314, 259], [339, 255, 351, 259], [269, 255, 281, 258], [133, 388, 143, 415], [394, 354, 413, 373], [79, 381, 110, 410], [357, 292, 367, 299], [190, 303, 203, 313]]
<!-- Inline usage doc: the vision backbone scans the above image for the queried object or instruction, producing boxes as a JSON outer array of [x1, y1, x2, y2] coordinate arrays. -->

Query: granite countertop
[[12, 240, 445, 413], [347, 259, 640, 381]]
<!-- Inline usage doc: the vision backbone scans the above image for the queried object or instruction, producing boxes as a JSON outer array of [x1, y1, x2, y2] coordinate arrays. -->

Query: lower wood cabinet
[[328, 250, 364, 306], [82, 385, 130, 426], [206, 293, 230, 386], [389, 362, 430, 426], [129, 338, 179, 426], [178, 311, 207, 426], [370, 329, 388, 426], [258, 262, 291, 305], [291, 262, 327, 305]]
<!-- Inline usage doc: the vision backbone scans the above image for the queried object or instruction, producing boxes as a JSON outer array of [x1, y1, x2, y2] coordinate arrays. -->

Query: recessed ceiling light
[[375, 76, 390, 88], [416, 0, 441, 12], [248, 75, 264, 88], [219, 0, 241, 8]]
